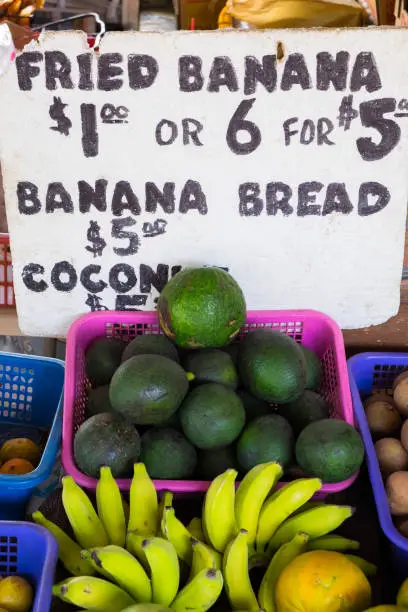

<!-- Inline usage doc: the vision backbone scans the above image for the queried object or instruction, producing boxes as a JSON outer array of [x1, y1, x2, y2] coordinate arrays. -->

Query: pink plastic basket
[[62, 309, 356, 497]]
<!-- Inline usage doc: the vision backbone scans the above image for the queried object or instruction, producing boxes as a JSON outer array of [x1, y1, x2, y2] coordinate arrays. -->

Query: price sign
[[0, 29, 408, 337]]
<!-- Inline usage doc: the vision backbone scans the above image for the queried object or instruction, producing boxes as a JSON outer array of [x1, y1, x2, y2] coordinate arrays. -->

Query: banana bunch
[[35, 462, 372, 612]]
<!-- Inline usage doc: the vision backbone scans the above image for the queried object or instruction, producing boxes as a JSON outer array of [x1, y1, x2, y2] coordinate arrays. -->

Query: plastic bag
[[227, 0, 367, 28]]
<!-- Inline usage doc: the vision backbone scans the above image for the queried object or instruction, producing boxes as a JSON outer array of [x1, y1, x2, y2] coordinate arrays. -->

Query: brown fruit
[[365, 393, 394, 408], [375, 438, 408, 476], [386, 471, 408, 516], [395, 378, 408, 417], [0, 576, 33, 612], [393, 370, 408, 393], [395, 516, 408, 538], [0, 438, 41, 466], [401, 420, 408, 454], [0, 459, 34, 475], [365, 399, 401, 438]]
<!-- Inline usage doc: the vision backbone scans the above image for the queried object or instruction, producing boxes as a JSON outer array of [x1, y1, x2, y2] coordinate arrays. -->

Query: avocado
[[300, 345, 323, 391], [237, 414, 294, 472], [122, 334, 179, 364], [183, 349, 239, 390], [180, 383, 245, 449], [238, 329, 306, 403], [279, 391, 330, 436], [197, 445, 238, 480], [140, 428, 197, 479], [74, 412, 141, 478], [157, 267, 246, 349], [220, 343, 240, 367], [85, 337, 124, 387], [87, 385, 115, 416], [237, 389, 271, 421], [109, 354, 189, 425], [295, 418, 365, 483]]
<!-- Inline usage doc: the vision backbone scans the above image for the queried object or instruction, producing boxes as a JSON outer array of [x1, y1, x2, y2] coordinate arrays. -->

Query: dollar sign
[[337, 95, 359, 131], [49, 97, 72, 137], [85, 221, 107, 258]]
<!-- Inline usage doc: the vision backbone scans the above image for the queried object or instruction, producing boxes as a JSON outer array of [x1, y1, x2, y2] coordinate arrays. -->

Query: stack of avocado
[[74, 267, 364, 485]]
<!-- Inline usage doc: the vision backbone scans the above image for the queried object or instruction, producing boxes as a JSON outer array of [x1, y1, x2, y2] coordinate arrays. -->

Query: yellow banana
[[346, 554, 377, 576], [142, 536, 180, 606], [256, 478, 322, 552], [187, 517, 205, 541], [258, 532, 309, 612], [126, 531, 149, 570], [87, 544, 152, 602], [80, 549, 112, 579], [128, 463, 159, 536], [267, 505, 354, 553], [32, 511, 95, 577], [223, 529, 259, 612], [52, 576, 135, 610], [171, 568, 223, 612], [235, 462, 283, 547], [308, 534, 360, 552], [62, 475, 108, 549], [292, 500, 325, 515], [161, 506, 193, 564], [96, 466, 126, 547], [189, 538, 222, 580], [202, 468, 237, 553], [158, 491, 174, 537]]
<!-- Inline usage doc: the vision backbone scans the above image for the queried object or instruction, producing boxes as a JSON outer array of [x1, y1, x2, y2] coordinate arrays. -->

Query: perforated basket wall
[[63, 309, 354, 497]]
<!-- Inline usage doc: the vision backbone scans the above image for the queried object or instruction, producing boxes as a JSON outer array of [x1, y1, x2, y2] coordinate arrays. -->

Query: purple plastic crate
[[348, 352, 408, 576], [63, 309, 355, 497]]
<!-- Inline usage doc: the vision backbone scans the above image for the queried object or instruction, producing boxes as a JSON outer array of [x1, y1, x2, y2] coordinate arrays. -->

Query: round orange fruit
[[0, 438, 41, 466], [275, 550, 371, 612], [0, 575, 33, 612], [0, 459, 34, 475]]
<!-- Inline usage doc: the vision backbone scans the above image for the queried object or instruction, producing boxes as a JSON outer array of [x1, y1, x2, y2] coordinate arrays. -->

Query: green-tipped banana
[[267, 505, 354, 553], [52, 576, 135, 610], [162, 506, 193, 564], [258, 532, 309, 612], [88, 544, 152, 603], [256, 478, 322, 552], [32, 511, 95, 577], [142, 537, 180, 606], [158, 490, 174, 533], [187, 517, 205, 541], [346, 554, 377, 576], [128, 463, 159, 536], [235, 462, 283, 548], [62, 475, 108, 549], [202, 468, 237, 553], [189, 538, 222, 580], [223, 529, 259, 612], [308, 534, 360, 552], [171, 568, 223, 612], [96, 466, 126, 547]]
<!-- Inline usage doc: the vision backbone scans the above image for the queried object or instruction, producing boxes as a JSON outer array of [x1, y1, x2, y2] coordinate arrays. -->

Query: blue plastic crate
[[0, 521, 58, 612], [348, 352, 408, 578], [0, 352, 64, 520]]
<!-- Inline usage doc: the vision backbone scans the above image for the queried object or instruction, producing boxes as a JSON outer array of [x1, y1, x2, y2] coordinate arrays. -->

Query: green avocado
[[180, 383, 245, 450], [140, 428, 197, 479], [183, 349, 239, 390], [295, 419, 365, 483], [300, 345, 323, 391], [157, 267, 246, 349], [237, 414, 294, 472], [85, 337, 124, 387], [121, 334, 179, 364], [279, 391, 331, 436], [74, 412, 141, 478], [87, 385, 115, 417], [109, 354, 189, 425], [197, 445, 238, 480], [238, 329, 306, 403]]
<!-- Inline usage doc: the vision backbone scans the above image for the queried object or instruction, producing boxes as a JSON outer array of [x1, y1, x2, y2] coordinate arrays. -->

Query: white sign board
[[0, 29, 407, 337]]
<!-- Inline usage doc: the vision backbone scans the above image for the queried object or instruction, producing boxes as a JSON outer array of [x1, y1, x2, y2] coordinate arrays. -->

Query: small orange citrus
[[275, 550, 371, 612]]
